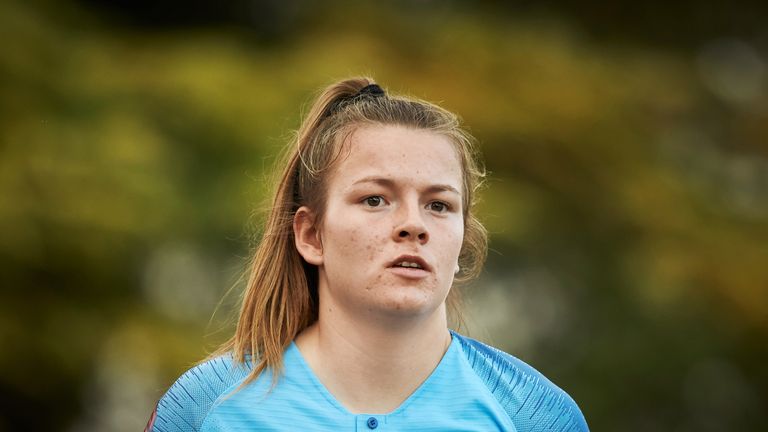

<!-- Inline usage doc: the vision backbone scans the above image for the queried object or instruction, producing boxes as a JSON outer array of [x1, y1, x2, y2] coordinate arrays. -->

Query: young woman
[[146, 78, 588, 431]]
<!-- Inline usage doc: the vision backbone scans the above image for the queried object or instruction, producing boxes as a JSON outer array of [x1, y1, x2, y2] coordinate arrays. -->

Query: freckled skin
[[316, 125, 465, 322]]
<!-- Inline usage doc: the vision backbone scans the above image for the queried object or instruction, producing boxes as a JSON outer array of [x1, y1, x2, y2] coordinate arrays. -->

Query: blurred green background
[[1, 0, 767, 430]]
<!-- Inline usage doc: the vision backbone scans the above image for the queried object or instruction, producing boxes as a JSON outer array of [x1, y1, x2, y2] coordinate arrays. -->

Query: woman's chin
[[372, 290, 447, 320]]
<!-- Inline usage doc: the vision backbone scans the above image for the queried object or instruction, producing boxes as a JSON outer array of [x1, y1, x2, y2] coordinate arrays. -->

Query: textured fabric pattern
[[150, 333, 588, 431], [454, 333, 589, 432], [151, 356, 250, 432]]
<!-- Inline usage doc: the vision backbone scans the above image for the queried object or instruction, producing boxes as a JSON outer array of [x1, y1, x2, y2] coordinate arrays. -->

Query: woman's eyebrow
[[426, 184, 461, 195], [351, 176, 461, 195]]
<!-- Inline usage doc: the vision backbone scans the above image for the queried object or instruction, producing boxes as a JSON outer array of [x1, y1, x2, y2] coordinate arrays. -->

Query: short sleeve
[[148, 355, 250, 432], [455, 333, 589, 432]]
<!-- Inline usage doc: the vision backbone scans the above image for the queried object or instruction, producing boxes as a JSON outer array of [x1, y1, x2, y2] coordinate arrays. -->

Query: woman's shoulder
[[147, 354, 252, 432], [452, 332, 589, 432]]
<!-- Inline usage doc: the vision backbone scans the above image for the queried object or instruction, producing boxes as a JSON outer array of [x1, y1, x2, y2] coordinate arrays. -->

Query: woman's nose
[[392, 202, 429, 244]]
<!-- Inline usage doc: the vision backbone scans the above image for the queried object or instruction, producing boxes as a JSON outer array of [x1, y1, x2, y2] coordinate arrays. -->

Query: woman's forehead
[[331, 124, 463, 190]]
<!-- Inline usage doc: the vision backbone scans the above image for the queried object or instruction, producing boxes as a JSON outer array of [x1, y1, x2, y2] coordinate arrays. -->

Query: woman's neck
[[294, 306, 452, 414]]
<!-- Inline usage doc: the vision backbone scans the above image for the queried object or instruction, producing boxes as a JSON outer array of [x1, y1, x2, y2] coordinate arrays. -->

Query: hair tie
[[324, 84, 385, 119], [355, 84, 385, 98]]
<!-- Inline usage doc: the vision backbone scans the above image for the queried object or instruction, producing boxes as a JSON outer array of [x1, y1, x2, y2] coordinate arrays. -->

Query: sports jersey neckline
[[288, 330, 460, 417]]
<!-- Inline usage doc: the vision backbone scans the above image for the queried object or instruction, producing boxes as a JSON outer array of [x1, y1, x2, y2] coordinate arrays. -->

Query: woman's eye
[[364, 196, 384, 207], [428, 201, 449, 212]]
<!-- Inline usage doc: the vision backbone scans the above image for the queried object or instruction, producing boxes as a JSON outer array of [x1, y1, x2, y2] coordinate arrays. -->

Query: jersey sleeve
[[148, 355, 250, 432], [455, 333, 589, 432]]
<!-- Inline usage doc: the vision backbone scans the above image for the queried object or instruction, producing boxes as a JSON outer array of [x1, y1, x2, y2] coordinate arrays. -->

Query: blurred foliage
[[1, 0, 767, 431]]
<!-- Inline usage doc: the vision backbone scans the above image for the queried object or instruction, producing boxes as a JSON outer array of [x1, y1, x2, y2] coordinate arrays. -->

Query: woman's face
[[314, 124, 465, 321]]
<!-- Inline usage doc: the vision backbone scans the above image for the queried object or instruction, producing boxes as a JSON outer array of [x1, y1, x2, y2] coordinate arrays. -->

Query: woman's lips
[[388, 255, 431, 272], [387, 265, 431, 279]]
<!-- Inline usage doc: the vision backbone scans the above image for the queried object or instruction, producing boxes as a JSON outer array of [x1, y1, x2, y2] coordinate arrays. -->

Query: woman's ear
[[294, 206, 323, 266]]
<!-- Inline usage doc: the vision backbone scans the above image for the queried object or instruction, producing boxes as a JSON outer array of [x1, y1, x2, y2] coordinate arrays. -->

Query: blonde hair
[[213, 77, 487, 386]]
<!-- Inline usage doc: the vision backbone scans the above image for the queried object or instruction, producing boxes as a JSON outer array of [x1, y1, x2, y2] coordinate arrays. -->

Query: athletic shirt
[[148, 332, 588, 431]]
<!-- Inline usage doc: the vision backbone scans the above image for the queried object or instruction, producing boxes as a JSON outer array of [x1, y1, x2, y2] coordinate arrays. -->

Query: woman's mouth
[[388, 255, 431, 279], [394, 261, 423, 269]]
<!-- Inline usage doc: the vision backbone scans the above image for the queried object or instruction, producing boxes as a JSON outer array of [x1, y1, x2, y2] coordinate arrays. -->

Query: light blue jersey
[[148, 332, 588, 431]]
